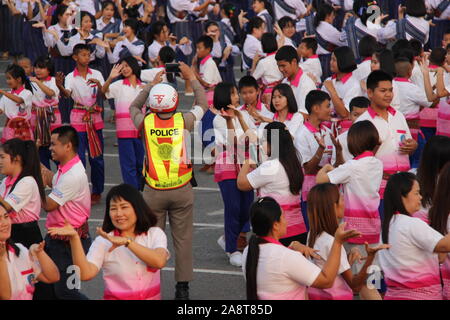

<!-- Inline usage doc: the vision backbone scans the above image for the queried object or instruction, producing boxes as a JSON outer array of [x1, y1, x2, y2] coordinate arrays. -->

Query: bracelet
[[125, 238, 132, 247]]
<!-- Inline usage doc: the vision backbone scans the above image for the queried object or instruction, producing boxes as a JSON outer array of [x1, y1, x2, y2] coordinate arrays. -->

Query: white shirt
[[141, 67, 169, 84], [147, 40, 192, 62], [394, 78, 432, 118], [294, 122, 334, 166], [426, 0, 450, 20], [87, 227, 170, 300], [199, 55, 222, 87], [259, 112, 304, 138], [377, 15, 430, 44], [76, 0, 97, 16], [277, 35, 296, 48], [242, 243, 321, 300], [96, 17, 121, 33], [252, 54, 284, 85], [354, 59, 372, 81], [307, 232, 353, 300], [6, 244, 42, 300], [0, 176, 41, 224], [330, 0, 354, 11], [43, 24, 75, 56], [282, 68, 317, 114], [107, 36, 145, 64], [19, 1, 45, 21], [273, 0, 307, 20], [166, 0, 197, 23], [31, 77, 59, 108], [0, 87, 33, 120], [377, 214, 443, 299], [67, 32, 106, 61], [213, 111, 257, 146], [247, 159, 292, 196], [410, 61, 425, 89], [300, 56, 322, 85], [316, 21, 347, 55], [322, 73, 363, 113], [242, 34, 263, 70]]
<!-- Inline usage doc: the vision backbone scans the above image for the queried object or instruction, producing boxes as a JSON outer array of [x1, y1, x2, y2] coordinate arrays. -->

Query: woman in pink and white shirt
[[306, 183, 388, 300], [103, 56, 145, 190], [378, 172, 450, 300], [242, 196, 361, 300], [0, 139, 46, 249], [48, 184, 170, 300], [0, 64, 34, 143], [237, 122, 307, 246], [0, 205, 59, 300], [428, 162, 450, 300], [259, 83, 304, 137]]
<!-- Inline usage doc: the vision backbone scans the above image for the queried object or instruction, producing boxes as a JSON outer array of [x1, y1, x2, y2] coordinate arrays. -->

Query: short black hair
[[275, 45, 299, 63], [204, 20, 219, 32], [278, 16, 295, 29], [196, 35, 213, 51], [124, 18, 139, 35], [158, 46, 176, 63], [392, 39, 411, 56], [358, 35, 378, 58], [103, 184, 158, 235], [429, 47, 446, 66], [300, 37, 318, 53], [51, 125, 79, 151], [348, 120, 380, 157], [405, 0, 426, 17], [366, 70, 393, 91], [349, 96, 370, 112], [261, 33, 278, 54], [409, 39, 423, 57], [34, 56, 55, 76], [270, 83, 298, 114], [394, 48, 414, 63], [394, 57, 412, 78], [238, 75, 259, 91], [150, 20, 167, 40], [73, 43, 90, 56], [334, 46, 357, 73], [247, 16, 265, 34], [80, 11, 97, 30], [374, 49, 396, 77], [214, 82, 236, 110], [305, 90, 330, 114]]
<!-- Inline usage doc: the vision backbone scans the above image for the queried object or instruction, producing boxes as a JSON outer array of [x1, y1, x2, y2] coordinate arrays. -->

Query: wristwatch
[[125, 238, 132, 247]]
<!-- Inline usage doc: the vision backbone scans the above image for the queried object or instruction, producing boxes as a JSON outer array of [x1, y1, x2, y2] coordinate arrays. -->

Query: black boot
[[175, 282, 190, 300]]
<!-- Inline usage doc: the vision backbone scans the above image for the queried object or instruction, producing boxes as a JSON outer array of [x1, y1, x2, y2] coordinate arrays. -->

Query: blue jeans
[[118, 138, 144, 191], [77, 130, 105, 195], [218, 179, 253, 253], [42, 234, 92, 300]]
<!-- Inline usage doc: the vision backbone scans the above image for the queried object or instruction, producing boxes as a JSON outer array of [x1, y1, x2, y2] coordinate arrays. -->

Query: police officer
[[130, 62, 208, 300]]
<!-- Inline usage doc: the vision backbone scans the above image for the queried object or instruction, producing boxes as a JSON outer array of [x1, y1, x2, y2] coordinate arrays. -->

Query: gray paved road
[[0, 59, 247, 300]]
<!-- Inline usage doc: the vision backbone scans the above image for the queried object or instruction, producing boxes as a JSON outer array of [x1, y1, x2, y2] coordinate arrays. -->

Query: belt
[[406, 119, 420, 129], [49, 221, 90, 242]]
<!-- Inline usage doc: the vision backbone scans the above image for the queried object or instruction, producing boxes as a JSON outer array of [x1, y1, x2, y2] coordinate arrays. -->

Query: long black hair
[[333, 46, 357, 73], [264, 122, 303, 195], [102, 184, 158, 235], [51, 4, 69, 26], [6, 64, 33, 93], [382, 172, 417, 244], [118, 55, 141, 81], [1, 139, 46, 204], [417, 135, 450, 208], [429, 162, 450, 236], [246, 197, 282, 300], [314, 2, 334, 28], [269, 83, 298, 114]]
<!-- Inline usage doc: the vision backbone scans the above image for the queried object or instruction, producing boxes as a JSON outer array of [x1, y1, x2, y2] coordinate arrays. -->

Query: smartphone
[[165, 63, 181, 73]]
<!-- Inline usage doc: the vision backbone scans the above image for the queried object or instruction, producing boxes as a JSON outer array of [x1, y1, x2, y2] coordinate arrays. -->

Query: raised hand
[[335, 222, 361, 244], [151, 70, 165, 86], [96, 227, 129, 252], [348, 246, 363, 265], [365, 242, 391, 257], [108, 64, 123, 80], [29, 241, 46, 256], [55, 72, 65, 87], [47, 220, 78, 238], [289, 241, 323, 260]]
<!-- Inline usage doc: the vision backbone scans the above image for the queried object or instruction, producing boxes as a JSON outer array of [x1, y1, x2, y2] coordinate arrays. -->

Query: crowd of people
[[0, 0, 450, 301]]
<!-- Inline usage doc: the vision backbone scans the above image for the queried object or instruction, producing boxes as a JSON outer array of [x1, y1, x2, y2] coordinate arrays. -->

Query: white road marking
[[163, 267, 243, 276], [207, 209, 223, 216], [39, 218, 223, 228]]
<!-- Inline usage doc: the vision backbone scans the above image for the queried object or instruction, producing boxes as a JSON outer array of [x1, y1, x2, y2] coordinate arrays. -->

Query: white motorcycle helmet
[[147, 83, 179, 113]]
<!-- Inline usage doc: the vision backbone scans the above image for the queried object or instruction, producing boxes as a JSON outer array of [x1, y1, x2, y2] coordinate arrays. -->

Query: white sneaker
[[217, 235, 226, 252], [184, 91, 194, 96], [229, 251, 242, 267]]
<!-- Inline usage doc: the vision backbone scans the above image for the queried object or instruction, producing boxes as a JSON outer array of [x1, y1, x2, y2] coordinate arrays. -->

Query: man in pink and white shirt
[[41, 125, 91, 300], [57, 43, 105, 203], [276, 45, 316, 117], [355, 71, 417, 208]]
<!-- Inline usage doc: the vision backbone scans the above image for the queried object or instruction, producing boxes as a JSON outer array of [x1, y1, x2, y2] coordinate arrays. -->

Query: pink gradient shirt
[[46, 155, 91, 229], [86, 227, 170, 300]]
